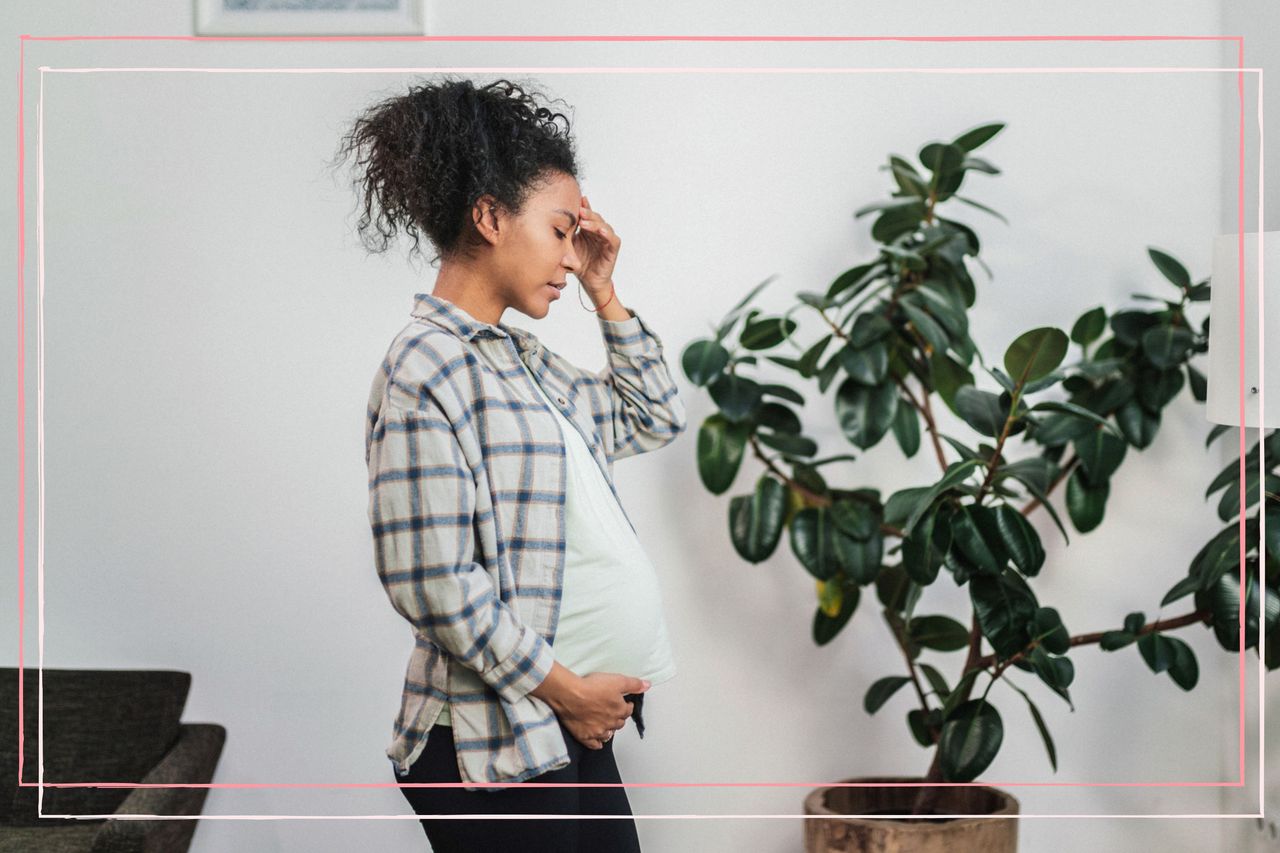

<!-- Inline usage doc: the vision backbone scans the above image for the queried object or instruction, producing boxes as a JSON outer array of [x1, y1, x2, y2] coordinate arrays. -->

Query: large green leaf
[[1004, 327, 1069, 384], [796, 334, 834, 378], [952, 122, 1005, 151], [939, 698, 1004, 782], [872, 202, 928, 243], [902, 505, 951, 585], [992, 504, 1046, 576], [920, 141, 967, 178], [931, 352, 976, 416], [696, 414, 751, 494], [908, 615, 971, 651], [1028, 606, 1070, 654], [831, 499, 879, 539], [1065, 468, 1109, 532], [1136, 366, 1185, 413], [754, 401, 802, 435], [885, 156, 929, 198], [884, 485, 934, 528], [1010, 683, 1058, 772], [864, 676, 912, 714], [826, 263, 881, 302], [970, 571, 1037, 658], [708, 372, 763, 422], [790, 506, 841, 580], [1029, 401, 1121, 436], [835, 378, 899, 449], [875, 563, 920, 615], [1190, 520, 1246, 591], [900, 301, 951, 356], [902, 458, 986, 536], [918, 662, 951, 700], [1138, 633, 1199, 690], [891, 400, 921, 458], [834, 526, 884, 585], [759, 383, 806, 407], [1148, 247, 1191, 290], [997, 456, 1055, 495], [740, 315, 798, 350], [755, 429, 818, 458], [1027, 646, 1075, 708], [1071, 306, 1107, 346], [1115, 399, 1160, 448], [1078, 376, 1136, 416], [1186, 363, 1208, 401], [812, 582, 860, 645], [681, 339, 731, 386], [1033, 412, 1099, 447], [949, 505, 1008, 576], [955, 386, 1007, 438], [1071, 430, 1127, 484], [1110, 310, 1160, 347], [1205, 567, 1266, 652], [727, 475, 788, 562], [1140, 325, 1195, 370], [848, 312, 893, 347], [838, 341, 890, 385], [911, 285, 969, 339]]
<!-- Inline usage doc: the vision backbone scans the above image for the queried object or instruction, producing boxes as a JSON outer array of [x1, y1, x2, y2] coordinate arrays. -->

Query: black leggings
[[396, 696, 646, 853]]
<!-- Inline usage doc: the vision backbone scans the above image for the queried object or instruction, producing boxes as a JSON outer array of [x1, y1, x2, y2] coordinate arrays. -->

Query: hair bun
[[332, 76, 580, 268]]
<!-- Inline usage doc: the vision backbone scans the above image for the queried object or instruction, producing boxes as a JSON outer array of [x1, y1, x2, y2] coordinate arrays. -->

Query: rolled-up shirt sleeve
[[366, 398, 555, 705], [595, 308, 688, 463]]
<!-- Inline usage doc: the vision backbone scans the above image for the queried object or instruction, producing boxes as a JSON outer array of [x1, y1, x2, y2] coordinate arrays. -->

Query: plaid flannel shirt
[[365, 291, 687, 790]]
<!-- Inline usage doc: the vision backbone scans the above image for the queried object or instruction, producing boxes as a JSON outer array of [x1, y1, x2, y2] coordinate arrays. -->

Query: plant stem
[[975, 391, 1023, 505], [893, 374, 950, 473], [972, 606, 1213, 672], [1019, 452, 1080, 517], [910, 614, 984, 813], [887, 614, 936, 734], [747, 434, 909, 538]]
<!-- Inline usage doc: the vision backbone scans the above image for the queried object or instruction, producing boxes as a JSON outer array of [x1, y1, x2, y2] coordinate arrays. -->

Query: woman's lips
[[544, 284, 561, 300]]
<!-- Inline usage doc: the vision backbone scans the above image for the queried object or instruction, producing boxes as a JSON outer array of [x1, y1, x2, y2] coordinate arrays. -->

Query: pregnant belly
[[552, 562, 676, 683]]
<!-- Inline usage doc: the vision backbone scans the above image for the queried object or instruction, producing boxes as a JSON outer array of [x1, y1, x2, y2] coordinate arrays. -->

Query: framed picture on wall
[[195, 0, 427, 36]]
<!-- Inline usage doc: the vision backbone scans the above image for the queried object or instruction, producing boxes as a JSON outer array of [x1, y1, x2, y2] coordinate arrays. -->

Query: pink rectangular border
[[13, 33, 1265, 820]]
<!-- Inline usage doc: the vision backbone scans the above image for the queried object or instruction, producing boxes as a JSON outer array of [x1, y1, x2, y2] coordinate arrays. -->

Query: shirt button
[[557, 396, 566, 404]]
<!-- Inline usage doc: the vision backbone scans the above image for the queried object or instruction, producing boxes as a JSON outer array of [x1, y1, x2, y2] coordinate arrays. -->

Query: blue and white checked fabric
[[365, 291, 687, 790]]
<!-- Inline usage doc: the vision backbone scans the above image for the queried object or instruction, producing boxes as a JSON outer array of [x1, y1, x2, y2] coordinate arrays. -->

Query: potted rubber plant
[[679, 122, 1279, 853]]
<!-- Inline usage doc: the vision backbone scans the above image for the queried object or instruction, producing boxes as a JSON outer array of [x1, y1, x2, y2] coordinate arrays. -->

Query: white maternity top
[[435, 357, 677, 725]]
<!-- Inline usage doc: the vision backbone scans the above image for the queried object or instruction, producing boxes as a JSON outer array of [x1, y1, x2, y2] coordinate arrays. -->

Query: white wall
[[2, 2, 1273, 852]]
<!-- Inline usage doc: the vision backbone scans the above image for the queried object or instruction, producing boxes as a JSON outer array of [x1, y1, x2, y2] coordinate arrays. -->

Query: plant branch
[[975, 399, 1022, 506], [893, 374, 950, 473], [886, 614, 936, 737], [972, 607, 1213, 673], [748, 434, 908, 538], [1020, 452, 1080, 517]]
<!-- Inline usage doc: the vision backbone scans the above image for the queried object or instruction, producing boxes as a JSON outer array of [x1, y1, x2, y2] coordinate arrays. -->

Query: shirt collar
[[410, 292, 539, 350]]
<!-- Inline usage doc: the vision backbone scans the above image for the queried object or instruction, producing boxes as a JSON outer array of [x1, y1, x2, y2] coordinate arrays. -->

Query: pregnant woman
[[337, 77, 686, 852]]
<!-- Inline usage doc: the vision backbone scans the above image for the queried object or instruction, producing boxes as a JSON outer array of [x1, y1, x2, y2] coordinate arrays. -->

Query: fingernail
[[643, 680, 651, 689]]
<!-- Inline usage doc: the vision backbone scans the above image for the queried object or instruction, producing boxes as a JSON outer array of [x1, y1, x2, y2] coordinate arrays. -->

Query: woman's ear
[[471, 195, 501, 244]]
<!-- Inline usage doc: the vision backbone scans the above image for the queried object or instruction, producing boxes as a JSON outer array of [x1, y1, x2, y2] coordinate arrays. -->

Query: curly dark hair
[[330, 76, 580, 268]]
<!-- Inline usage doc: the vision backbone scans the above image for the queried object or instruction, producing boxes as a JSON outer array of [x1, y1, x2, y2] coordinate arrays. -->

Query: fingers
[[577, 196, 615, 239]]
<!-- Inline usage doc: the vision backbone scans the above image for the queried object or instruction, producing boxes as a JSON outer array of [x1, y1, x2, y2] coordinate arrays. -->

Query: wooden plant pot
[[802, 776, 1020, 853]]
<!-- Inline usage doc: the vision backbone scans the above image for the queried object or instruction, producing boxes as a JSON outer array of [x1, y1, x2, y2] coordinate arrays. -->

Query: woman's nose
[[563, 244, 580, 270]]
